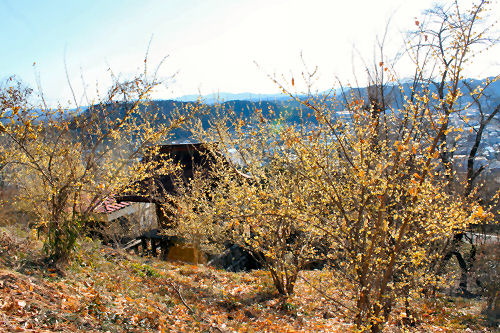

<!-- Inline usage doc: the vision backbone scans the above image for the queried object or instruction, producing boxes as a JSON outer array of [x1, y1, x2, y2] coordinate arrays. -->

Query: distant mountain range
[[175, 92, 289, 104], [175, 77, 500, 107]]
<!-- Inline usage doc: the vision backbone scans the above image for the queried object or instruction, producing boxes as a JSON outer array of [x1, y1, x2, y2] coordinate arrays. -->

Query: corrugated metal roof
[[95, 197, 131, 214]]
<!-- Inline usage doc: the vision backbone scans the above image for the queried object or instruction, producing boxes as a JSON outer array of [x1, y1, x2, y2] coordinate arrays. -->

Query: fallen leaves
[[0, 233, 495, 332]]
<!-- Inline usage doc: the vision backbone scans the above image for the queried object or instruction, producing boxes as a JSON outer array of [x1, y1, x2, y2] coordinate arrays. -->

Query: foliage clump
[[165, 1, 498, 331], [0, 64, 191, 263]]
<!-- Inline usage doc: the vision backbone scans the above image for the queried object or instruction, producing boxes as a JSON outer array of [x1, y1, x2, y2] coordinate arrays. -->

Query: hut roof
[[116, 142, 218, 203]]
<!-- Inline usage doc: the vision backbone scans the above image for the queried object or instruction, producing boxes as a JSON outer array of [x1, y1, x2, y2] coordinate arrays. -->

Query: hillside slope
[[0, 227, 495, 332]]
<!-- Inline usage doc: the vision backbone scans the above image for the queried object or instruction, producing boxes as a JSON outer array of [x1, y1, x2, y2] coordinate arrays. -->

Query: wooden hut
[[115, 142, 219, 263], [116, 142, 218, 228]]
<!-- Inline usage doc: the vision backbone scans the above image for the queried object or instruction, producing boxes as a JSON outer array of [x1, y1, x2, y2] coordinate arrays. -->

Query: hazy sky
[[1, 0, 499, 106]]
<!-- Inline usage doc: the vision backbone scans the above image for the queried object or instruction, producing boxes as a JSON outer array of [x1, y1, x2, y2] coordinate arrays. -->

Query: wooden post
[[160, 239, 169, 260], [141, 237, 147, 256], [151, 238, 158, 257]]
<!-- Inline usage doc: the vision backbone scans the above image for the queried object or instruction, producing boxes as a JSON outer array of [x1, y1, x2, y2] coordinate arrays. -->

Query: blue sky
[[1, 0, 499, 106]]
